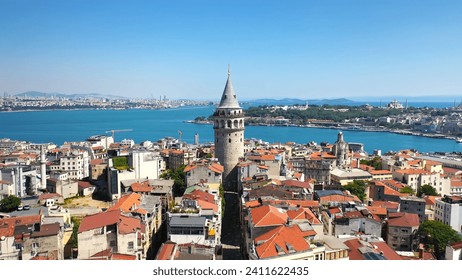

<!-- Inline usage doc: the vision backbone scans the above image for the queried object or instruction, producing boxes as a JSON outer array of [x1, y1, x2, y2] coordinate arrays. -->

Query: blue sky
[[0, 0, 461, 101]]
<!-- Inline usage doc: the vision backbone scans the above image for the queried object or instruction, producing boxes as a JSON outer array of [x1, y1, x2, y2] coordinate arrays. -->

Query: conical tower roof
[[218, 66, 241, 109]]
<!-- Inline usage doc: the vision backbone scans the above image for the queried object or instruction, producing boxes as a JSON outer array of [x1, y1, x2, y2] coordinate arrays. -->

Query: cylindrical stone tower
[[213, 66, 244, 192]]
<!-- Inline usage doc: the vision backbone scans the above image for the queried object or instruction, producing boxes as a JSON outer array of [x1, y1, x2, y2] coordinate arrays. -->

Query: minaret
[[40, 146, 47, 189], [213, 65, 245, 192]]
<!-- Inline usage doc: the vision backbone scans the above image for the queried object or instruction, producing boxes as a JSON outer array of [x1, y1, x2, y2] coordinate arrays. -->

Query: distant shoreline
[[184, 119, 459, 143]]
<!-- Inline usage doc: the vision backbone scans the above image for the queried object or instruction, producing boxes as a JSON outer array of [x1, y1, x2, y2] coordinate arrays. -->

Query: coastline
[[184, 119, 458, 143]]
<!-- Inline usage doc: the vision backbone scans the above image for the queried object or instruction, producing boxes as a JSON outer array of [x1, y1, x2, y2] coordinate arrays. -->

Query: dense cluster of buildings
[[248, 100, 462, 139], [0, 93, 211, 111], [1, 71, 462, 261]]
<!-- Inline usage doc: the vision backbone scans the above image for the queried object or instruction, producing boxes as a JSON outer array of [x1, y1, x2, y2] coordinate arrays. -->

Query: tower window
[[229, 139, 231, 143]]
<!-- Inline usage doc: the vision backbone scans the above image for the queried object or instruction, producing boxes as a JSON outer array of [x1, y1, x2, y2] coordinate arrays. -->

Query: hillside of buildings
[[2, 131, 462, 260]]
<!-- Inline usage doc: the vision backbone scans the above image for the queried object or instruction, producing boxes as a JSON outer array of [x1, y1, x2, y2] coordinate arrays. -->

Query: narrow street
[[220, 192, 244, 260]]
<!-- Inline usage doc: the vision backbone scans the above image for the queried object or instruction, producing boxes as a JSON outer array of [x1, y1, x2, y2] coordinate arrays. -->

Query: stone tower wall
[[213, 109, 244, 191]]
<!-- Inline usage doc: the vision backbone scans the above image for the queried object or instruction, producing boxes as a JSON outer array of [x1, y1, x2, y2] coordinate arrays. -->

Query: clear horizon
[[1, 1, 461, 100]]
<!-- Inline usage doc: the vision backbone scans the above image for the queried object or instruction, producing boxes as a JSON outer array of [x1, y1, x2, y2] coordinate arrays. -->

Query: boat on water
[[456, 138, 462, 143]]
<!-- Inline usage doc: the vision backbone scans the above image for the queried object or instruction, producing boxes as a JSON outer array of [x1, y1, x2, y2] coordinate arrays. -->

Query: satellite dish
[[0, 236, 5, 241]]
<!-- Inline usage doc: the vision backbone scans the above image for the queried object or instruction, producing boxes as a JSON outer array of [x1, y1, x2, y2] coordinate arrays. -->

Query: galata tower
[[213, 66, 244, 192]]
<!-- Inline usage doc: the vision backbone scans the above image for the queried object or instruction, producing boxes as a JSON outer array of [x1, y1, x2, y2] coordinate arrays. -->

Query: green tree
[[160, 165, 186, 197], [418, 184, 439, 197], [400, 186, 415, 195], [70, 217, 81, 248], [0, 195, 21, 212], [360, 156, 382, 170], [342, 180, 367, 202], [418, 220, 462, 259], [112, 156, 129, 170]]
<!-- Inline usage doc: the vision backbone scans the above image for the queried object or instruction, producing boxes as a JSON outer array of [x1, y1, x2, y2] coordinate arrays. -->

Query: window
[[128, 241, 134, 250], [109, 240, 116, 247]]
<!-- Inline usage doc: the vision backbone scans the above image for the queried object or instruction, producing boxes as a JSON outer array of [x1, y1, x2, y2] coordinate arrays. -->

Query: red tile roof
[[109, 193, 141, 213], [90, 159, 105, 165], [255, 225, 312, 259], [287, 208, 321, 224], [449, 241, 462, 250], [256, 199, 319, 209], [78, 210, 121, 233], [245, 200, 261, 208], [78, 181, 94, 189], [344, 238, 402, 260], [365, 206, 387, 216], [309, 152, 336, 160], [369, 170, 392, 175], [39, 193, 62, 200], [250, 205, 288, 227], [78, 210, 143, 234], [395, 169, 430, 175], [282, 180, 312, 189], [0, 215, 42, 237], [370, 201, 399, 210], [130, 181, 152, 193], [156, 242, 178, 260], [88, 249, 137, 260], [387, 212, 420, 228]]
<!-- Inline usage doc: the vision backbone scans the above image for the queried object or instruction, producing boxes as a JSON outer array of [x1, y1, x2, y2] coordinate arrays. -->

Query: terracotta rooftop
[[0, 214, 42, 237], [264, 199, 320, 209], [287, 208, 321, 224], [156, 242, 178, 260], [31, 223, 61, 238], [344, 238, 402, 260], [78, 210, 121, 233], [78, 210, 142, 235], [184, 161, 224, 173], [254, 225, 312, 259], [78, 181, 94, 189], [130, 181, 152, 193], [109, 193, 141, 213], [39, 193, 62, 200], [88, 249, 137, 260], [365, 206, 387, 216], [282, 180, 312, 189], [394, 169, 430, 175], [387, 212, 420, 228], [250, 205, 288, 227], [90, 159, 105, 165], [369, 170, 392, 175], [449, 241, 462, 250], [309, 151, 336, 160]]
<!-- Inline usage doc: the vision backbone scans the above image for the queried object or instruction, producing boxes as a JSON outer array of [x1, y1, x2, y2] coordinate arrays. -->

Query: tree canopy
[[418, 184, 439, 197], [360, 156, 382, 170], [418, 220, 462, 259], [342, 180, 367, 202], [160, 165, 186, 197], [400, 186, 415, 195], [0, 195, 21, 212]]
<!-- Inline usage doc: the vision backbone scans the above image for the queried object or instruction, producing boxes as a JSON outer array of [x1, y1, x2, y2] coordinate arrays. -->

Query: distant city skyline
[[1, 1, 461, 100]]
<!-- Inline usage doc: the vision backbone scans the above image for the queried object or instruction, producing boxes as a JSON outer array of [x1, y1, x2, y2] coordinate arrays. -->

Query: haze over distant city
[[1, 1, 461, 101]]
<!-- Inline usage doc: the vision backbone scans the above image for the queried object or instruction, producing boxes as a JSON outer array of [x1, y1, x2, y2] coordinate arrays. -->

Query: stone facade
[[213, 69, 244, 191]]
